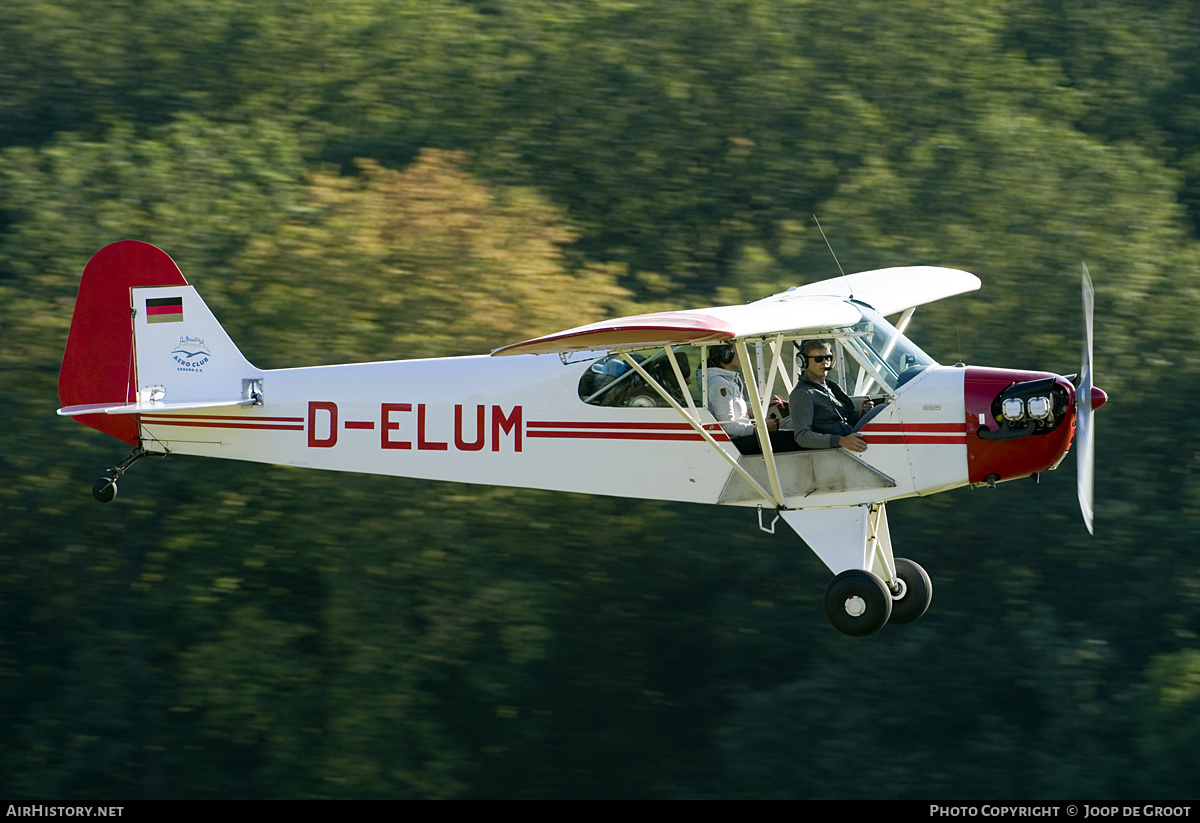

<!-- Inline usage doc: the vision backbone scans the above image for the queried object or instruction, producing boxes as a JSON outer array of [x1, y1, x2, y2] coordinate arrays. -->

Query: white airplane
[[57, 241, 1106, 636]]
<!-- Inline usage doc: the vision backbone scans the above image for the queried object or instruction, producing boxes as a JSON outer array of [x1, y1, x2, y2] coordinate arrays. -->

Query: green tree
[[227, 149, 632, 365]]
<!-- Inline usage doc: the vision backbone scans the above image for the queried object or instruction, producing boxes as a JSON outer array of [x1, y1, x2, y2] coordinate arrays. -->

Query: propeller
[[1078, 262, 1095, 534]]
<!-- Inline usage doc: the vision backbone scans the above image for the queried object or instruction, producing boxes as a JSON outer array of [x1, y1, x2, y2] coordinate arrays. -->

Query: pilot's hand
[[765, 417, 780, 432], [839, 433, 868, 452], [859, 398, 875, 414]]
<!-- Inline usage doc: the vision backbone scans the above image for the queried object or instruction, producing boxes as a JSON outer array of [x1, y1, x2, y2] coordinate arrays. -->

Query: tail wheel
[[92, 477, 117, 503], [824, 570, 892, 637], [888, 558, 932, 625]]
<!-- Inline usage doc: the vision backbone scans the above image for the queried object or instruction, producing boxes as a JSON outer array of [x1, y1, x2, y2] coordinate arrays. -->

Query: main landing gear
[[824, 569, 892, 637], [887, 557, 933, 625], [91, 446, 161, 503], [779, 503, 933, 637], [823, 558, 933, 637]]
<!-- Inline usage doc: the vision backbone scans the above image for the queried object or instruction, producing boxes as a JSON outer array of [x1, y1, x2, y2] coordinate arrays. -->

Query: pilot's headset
[[708, 344, 736, 369], [796, 340, 828, 369]]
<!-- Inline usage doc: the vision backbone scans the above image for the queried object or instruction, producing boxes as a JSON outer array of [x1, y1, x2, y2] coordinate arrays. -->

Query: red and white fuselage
[[58, 241, 1103, 629]]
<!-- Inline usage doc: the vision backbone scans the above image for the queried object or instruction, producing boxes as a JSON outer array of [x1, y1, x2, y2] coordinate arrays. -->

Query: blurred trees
[[2, 0, 1200, 798], [229, 149, 632, 364]]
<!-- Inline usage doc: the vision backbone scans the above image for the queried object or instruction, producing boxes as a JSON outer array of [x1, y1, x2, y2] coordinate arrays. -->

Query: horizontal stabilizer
[[58, 397, 258, 417]]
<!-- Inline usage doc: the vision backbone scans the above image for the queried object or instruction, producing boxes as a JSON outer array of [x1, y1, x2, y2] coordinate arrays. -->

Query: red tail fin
[[59, 241, 188, 445]]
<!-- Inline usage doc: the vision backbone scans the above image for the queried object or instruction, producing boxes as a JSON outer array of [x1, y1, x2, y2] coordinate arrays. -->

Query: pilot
[[789, 339, 873, 453], [707, 344, 796, 455]]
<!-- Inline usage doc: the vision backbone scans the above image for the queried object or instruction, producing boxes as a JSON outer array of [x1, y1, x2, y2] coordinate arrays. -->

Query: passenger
[[789, 340, 873, 452], [642, 350, 691, 405], [706, 344, 797, 455], [582, 350, 693, 407], [580, 357, 630, 406], [581, 354, 650, 406]]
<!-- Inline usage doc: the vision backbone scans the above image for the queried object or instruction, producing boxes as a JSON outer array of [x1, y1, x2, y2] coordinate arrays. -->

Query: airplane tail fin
[[59, 241, 258, 446]]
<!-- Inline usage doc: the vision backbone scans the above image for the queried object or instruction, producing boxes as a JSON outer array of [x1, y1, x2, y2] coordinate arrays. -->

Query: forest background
[[2, 0, 1199, 799]]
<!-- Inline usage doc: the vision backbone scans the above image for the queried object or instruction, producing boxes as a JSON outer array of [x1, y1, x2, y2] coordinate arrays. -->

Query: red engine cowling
[[963, 367, 1077, 485]]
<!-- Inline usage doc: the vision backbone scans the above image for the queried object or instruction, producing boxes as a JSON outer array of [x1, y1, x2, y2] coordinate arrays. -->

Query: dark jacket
[[789, 376, 862, 449]]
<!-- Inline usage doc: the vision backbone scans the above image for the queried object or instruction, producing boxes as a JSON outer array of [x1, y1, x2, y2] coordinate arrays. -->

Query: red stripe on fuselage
[[859, 420, 965, 445], [141, 414, 305, 432], [860, 422, 965, 433], [142, 414, 303, 422], [141, 421, 305, 431], [527, 420, 720, 431], [527, 419, 731, 442], [528, 430, 729, 442]]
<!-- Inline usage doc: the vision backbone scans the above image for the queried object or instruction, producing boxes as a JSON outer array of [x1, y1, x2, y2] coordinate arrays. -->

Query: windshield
[[839, 305, 937, 395]]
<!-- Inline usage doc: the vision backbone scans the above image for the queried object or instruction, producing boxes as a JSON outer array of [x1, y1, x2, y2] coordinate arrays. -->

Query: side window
[[579, 346, 700, 408]]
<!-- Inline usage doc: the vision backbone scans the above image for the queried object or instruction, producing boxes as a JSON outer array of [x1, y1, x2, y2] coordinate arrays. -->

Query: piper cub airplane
[[58, 241, 1106, 636]]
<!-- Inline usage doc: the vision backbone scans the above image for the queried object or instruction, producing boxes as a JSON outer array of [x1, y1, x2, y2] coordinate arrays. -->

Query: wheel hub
[[843, 595, 867, 617]]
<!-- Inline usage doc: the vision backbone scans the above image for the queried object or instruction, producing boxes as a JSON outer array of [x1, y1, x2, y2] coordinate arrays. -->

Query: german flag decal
[[146, 296, 183, 324]]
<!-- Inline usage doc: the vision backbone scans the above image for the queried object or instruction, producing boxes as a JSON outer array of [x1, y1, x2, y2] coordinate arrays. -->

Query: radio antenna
[[813, 214, 852, 300]]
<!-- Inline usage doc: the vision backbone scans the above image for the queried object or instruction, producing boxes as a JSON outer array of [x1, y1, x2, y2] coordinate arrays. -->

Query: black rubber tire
[[92, 477, 117, 503], [888, 558, 933, 625], [824, 569, 892, 637]]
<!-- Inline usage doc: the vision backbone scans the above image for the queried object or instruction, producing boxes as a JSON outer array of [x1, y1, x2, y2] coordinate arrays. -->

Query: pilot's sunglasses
[[808, 354, 834, 363]]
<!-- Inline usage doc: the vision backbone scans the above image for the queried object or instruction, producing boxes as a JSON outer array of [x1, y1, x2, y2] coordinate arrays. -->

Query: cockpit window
[[576, 313, 932, 408], [838, 306, 937, 395], [579, 346, 699, 407]]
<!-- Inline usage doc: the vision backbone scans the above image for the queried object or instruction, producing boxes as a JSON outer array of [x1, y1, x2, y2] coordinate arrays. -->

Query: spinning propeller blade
[[1078, 262, 1095, 534]]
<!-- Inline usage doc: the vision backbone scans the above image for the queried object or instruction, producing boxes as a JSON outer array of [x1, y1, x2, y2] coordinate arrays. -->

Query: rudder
[[59, 241, 189, 445]]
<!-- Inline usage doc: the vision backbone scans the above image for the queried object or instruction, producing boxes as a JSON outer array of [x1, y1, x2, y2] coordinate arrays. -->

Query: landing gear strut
[[91, 446, 160, 503]]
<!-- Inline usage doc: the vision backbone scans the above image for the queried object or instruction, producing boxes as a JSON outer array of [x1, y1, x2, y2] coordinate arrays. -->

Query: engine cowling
[[963, 367, 1078, 485]]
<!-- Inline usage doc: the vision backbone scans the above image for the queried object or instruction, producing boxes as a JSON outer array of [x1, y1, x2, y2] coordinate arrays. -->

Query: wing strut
[[754, 333, 795, 413], [735, 340, 786, 508], [618, 350, 778, 507], [663, 347, 696, 413], [768, 336, 795, 394]]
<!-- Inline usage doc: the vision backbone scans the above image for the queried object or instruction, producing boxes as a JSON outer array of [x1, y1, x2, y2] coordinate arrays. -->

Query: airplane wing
[[491, 310, 742, 357], [767, 266, 981, 317], [493, 266, 979, 357], [491, 297, 859, 357]]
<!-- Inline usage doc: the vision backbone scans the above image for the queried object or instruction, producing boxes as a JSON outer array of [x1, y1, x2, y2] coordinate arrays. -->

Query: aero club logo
[[172, 336, 211, 371]]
